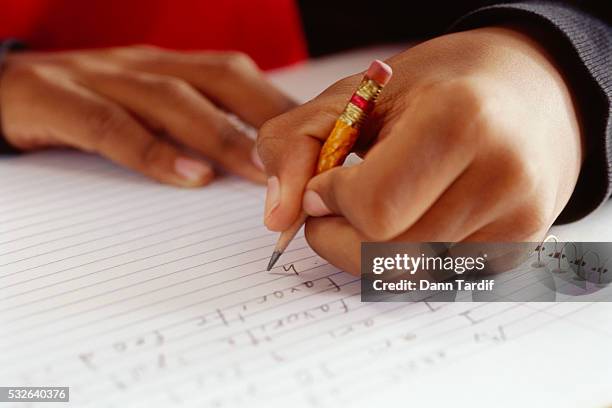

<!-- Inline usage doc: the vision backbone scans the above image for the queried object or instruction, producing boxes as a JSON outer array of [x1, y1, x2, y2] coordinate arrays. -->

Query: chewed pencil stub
[[316, 60, 393, 174]]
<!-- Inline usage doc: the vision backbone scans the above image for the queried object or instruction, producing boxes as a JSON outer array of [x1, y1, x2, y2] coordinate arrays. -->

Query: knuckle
[[85, 106, 126, 150], [451, 79, 499, 140], [107, 44, 161, 58], [218, 51, 258, 76], [419, 78, 494, 147], [154, 76, 193, 98], [437, 78, 489, 114], [257, 117, 285, 156], [358, 200, 401, 240], [496, 149, 539, 196], [258, 117, 280, 142], [511, 203, 550, 240]]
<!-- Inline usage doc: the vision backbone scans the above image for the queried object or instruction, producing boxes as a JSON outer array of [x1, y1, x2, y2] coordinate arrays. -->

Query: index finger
[[256, 95, 343, 231], [256, 69, 388, 231]]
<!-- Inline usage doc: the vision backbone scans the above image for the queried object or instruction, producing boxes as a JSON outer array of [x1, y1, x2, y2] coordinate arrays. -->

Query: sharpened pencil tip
[[267, 251, 282, 271]]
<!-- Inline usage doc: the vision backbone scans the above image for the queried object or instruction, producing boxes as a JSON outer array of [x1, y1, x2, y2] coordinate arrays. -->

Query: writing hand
[[258, 27, 583, 274]]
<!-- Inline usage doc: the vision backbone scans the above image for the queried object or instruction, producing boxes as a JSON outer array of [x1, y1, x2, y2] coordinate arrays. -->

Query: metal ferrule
[[338, 78, 383, 127]]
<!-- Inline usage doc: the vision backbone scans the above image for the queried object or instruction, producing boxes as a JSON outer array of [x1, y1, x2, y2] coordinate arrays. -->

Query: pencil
[[266, 59, 393, 271]]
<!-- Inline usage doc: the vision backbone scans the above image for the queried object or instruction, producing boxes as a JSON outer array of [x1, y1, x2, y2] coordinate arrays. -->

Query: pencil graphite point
[[267, 250, 282, 271]]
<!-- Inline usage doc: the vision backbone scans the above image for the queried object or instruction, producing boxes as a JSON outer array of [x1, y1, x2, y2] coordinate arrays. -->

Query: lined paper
[[1, 151, 611, 408]]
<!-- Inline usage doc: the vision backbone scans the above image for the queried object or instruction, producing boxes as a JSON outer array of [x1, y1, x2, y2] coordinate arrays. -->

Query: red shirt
[[0, 0, 308, 70]]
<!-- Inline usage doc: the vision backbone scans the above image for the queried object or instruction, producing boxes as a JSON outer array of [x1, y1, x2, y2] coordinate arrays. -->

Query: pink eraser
[[366, 60, 392, 86]]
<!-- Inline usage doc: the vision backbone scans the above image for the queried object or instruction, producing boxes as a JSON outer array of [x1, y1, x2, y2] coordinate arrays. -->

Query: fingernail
[[265, 176, 280, 219], [303, 190, 331, 216], [175, 157, 211, 182], [251, 147, 264, 171]]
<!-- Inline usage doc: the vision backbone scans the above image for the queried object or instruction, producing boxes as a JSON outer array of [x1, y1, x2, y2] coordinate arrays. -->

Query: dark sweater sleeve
[[0, 39, 25, 155], [449, 2, 612, 223]]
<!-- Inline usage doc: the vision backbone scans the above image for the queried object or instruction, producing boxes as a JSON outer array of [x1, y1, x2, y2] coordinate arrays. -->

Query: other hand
[[1, 46, 295, 186]]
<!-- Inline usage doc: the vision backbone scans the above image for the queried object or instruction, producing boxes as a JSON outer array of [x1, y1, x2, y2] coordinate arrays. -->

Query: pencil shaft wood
[[274, 212, 308, 254]]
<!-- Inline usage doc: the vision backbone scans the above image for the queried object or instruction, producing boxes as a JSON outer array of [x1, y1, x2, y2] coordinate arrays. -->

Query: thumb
[[302, 167, 352, 217], [302, 158, 403, 241], [302, 164, 358, 218], [302, 135, 412, 241]]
